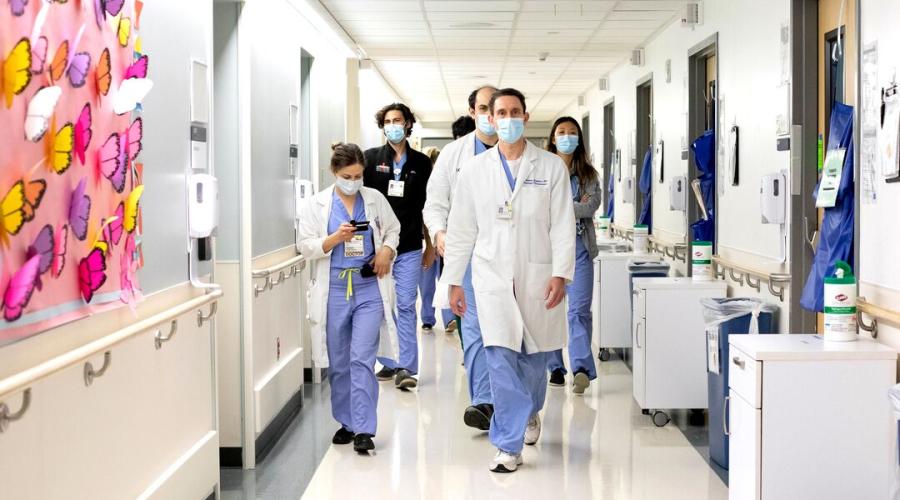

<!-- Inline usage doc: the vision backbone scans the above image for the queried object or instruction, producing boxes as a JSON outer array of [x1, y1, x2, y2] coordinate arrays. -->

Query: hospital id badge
[[816, 148, 846, 208], [496, 201, 513, 220], [388, 180, 405, 197], [344, 235, 364, 257]]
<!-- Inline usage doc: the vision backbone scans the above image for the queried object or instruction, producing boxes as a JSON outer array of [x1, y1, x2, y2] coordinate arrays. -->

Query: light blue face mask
[[556, 134, 579, 154], [497, 117, 525, 144], [384, 124, 406, 144], [477, 114, 496, 136]]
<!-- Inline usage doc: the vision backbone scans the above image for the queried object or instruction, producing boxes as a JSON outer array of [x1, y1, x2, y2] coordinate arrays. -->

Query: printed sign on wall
[[0, 0, 150, 346]]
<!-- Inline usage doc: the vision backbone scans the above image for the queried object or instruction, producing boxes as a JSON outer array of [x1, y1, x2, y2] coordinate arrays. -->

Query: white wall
[[859, 0, 900, 349], [557, 0, 792, 327]]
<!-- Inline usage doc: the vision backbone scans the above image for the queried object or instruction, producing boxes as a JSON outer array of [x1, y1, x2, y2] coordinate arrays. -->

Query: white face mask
[[336, 178, 363, 196]]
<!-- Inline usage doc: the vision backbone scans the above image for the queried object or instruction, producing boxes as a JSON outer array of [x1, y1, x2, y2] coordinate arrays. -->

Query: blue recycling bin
[[704, 299, 777, 473]]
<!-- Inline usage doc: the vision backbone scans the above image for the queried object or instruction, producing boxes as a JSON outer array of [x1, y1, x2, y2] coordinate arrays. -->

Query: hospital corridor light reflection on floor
[[297, 328, 728, 500]]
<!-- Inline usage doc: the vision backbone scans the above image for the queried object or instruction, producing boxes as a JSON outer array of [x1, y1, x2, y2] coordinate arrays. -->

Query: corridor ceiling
[[319, 0, 688, 122]]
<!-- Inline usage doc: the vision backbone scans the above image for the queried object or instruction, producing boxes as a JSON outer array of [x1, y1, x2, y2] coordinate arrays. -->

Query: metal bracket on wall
[[84, 351, 112, 386], [154, 320, 179, 350], [0, 389, 31, 433]]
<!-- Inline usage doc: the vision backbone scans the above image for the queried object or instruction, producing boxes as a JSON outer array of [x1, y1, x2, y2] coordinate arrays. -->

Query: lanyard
[[570, 175, 580, 201], [499, 152, 516, 192]]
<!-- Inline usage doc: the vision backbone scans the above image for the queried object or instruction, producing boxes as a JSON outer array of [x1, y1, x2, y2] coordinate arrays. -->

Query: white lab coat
[[422, 131, 478, 309], [296, 185, 401, 368], [442, 141, 577, 353]]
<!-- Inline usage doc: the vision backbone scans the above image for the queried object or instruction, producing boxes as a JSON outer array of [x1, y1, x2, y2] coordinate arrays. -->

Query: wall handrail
[[712, 255, 791, 301], [0, 289, 223, 402], [857, 297, 900, 339], [252, 255, 306, 297], [648, 235, 687, 262], [610, 223, 634, 241]]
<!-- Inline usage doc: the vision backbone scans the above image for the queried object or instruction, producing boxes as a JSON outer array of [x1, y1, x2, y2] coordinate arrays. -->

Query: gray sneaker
[[573, 371, 590, 395], [395, 369, 418, 389]]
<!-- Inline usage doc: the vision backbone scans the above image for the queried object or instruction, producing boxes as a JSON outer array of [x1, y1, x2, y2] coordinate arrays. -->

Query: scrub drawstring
[[338, 268, 360, 301]]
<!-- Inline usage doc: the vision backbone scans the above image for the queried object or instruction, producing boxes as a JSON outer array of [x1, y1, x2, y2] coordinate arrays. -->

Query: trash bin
[[702, 298, 778, 472], [890, 385, 900, 499]]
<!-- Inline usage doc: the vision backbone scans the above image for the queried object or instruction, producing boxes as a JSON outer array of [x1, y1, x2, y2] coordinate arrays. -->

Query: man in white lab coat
[[423, 85, 499, 431], [442, 88, 576, 473]]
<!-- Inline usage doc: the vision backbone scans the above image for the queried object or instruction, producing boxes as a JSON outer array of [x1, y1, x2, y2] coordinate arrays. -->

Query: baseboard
[[219, 447, 243, 468], [304, 367, 327, 382], [138, 431, 219, 500], [255, 389, 303, 463], [255, 348, 304, 434]]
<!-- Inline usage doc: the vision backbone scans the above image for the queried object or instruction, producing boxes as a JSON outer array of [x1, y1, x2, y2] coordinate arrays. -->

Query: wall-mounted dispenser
[[670, 175, 687, 211], [189, 174, 219, 238], [623, 176, 636, 204], [294, 179, 315, 219], [760, 173, 786, 224]]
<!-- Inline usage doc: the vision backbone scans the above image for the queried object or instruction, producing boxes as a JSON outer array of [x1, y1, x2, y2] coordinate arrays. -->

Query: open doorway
[[687, 34, 718, 277], [636, 78, 653, 229], [300, 51, 314, 185], [602, 100, 615, 215]]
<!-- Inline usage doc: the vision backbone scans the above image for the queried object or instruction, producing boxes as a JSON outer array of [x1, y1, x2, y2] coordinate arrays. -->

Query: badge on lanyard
[[496, 200, 513, 220], [345, 234, 365, 257], [388, 180, 406, 197], [376, 163, 391, 173]]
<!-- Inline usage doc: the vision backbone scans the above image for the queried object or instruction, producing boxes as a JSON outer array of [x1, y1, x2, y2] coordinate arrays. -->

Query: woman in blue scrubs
[[545, 117, 602, 395], [297, 144, 401, 453]]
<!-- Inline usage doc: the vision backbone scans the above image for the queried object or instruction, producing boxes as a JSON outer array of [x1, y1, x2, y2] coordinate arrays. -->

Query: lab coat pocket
[[307, 279, 323, 326], [526, 263, 553, 300], [528, 222, 553, 264]]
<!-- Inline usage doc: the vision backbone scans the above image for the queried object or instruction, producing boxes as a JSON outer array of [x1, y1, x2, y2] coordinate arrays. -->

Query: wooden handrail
[[712, 255, 791, 301], [251, 255, 305, 279], [858, 297, 900, 339], [252, 255, 306, 297], [0, 290, 223, 400]]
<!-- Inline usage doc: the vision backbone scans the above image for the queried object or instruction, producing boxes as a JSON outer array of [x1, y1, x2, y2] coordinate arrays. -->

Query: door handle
[[803, 216, 819, 253], [732, 356, 745, 369], [634, 322, 644, 349], [723, 396, 731, 436]]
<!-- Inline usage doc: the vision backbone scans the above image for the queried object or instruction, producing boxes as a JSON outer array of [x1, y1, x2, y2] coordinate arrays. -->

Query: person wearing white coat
[[297, 143, 401, 454], [443, 88, 576, 473], [423, 85, 499, 431]]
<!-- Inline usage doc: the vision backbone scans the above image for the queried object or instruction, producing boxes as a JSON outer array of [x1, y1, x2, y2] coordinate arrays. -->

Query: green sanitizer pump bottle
[[823, 260, 858, 342]]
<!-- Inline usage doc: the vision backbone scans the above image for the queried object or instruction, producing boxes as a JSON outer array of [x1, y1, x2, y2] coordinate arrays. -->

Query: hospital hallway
[[222, 327, 728, 500]]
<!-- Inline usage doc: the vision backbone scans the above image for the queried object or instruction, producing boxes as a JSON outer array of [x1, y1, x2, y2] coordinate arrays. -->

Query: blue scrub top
[[474, 136, 492, 156], [571, 175, 586, 236], [392, 151, 408, 180], [329, 191, 375, 270]]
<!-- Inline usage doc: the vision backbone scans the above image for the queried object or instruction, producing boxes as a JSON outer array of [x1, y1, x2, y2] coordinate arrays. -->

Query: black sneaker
[[463, 403, 494, 430], [549, 369, 566, 387], [376, 367, 397, 381], [422, 324, 434, 332], [354, 433, 375, 453], [332, 427, 354, 445], [395, 369, 418, 389]]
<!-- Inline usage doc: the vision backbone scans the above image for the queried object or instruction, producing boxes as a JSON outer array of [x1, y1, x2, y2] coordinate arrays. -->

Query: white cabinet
[[631, 277, 726, 425], [593, 251, 660, 358], [728, 334, 898, 500]]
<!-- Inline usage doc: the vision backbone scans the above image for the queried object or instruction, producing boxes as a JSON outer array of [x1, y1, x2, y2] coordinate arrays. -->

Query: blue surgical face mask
[[476, 114, 496, 136], [384, 124, 406, 144], [336, 178, 363, 196], [496, 117, 525, 144], [556, 134, 579, 155]]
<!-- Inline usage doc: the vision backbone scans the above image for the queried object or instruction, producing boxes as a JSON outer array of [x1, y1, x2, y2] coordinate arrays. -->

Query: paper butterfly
[[10, 0, 27, 17], [47, 120, 74, 174], [123, 117, 143, 165], [31, 36, 47, 74], [113, 78, 152, 115], [0, 181, 27, 247], [105, 203, 124, 246], [125, 184, 144, 233], [2, 254, 41, 322], [95, 48, 111, 96], [48, 40, 90, 89], [92, 0, 125, 28], [118, 17, 132, 47], [3, 38, 32, 108], [124, 55, 148, 80], [98, 133, 125, 192], [120, 233, 138, 309], [20, 179, 45, 222], [26, 224, 53, 290], [24, 86, 61, 142], [52, 224, 67, 278], [79, 248, 107, 303], [68, 177, 91, 241], [74, 103, 93, 165]]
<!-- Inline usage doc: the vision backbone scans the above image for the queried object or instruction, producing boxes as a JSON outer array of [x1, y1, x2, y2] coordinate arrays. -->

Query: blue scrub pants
[[418, 255, 454, 328], [326, 269, 384, 435], [548, 237, 597, 379], [378, 249, 422, 375], [462, 264, 492, 406], [485, 345, 549, 454]]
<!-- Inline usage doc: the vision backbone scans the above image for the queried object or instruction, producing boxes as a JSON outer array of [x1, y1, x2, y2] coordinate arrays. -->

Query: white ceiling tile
[[423, 1, 520, 12]]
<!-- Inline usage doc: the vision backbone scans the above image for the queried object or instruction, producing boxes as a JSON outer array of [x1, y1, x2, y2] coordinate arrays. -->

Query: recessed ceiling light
[[472, 75, 487, 79], [529, 71, 537, 75], [547, 31, 560, 35], [450, 22, 495, 29]]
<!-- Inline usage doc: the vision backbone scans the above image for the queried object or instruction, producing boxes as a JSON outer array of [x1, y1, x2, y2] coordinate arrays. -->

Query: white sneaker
[[524, 413, 541, 445], [489, 449, 523, 473]]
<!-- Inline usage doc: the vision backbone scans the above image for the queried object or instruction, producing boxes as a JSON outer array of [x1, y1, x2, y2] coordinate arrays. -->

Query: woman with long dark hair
[[545, 117, 602, 395]]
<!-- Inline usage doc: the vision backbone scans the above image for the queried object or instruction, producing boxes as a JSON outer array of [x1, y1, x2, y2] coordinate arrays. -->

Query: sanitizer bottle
[[823, 260, 858, 342]]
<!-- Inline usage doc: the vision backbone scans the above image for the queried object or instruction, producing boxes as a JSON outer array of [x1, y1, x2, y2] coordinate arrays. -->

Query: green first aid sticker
[[816, 148, 846, 208]]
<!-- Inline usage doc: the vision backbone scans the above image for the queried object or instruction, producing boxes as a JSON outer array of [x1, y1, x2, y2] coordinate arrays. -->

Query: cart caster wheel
[[689, 409, 706, 426], [652, 411, 670, 427], [641, 409, 650, 415], [599, 349, 611, 362]]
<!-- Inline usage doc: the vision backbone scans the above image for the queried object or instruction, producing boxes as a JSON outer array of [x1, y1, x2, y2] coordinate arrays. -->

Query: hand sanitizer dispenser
[[189, 174, 219, 238], [669, 175, 687, 211], [622, 176, 636, 204], [760, 173, 786, 224], [294, 179, 315, 219]]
